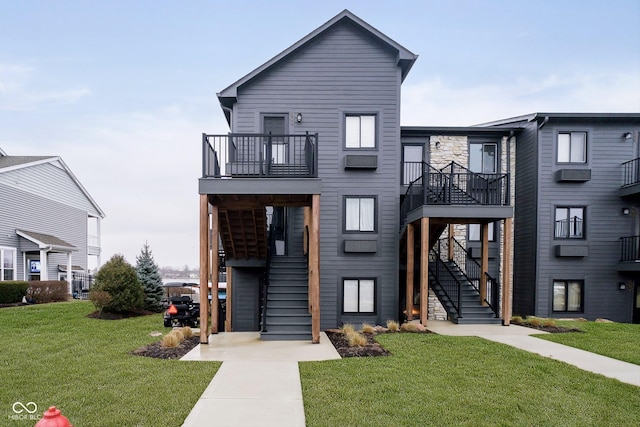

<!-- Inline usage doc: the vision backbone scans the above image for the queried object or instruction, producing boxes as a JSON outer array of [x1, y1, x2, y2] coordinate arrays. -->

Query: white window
[[0, 247, 16, 281], [469, 222, 495, 242], [557, 132, 586, 163], [343, 279, 375, 313], [346, 115, 376, 148], [345, 197, 375, 232]]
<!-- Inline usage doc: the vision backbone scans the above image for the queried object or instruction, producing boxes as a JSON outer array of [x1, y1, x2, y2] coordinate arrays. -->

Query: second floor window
[[469, 222, 495, 242], [555, 207, 584, 239], [346, 115, 376, 148], [469, 143, 497, 173], [345, 197, 376, 232], [557, 132, 586, 163]]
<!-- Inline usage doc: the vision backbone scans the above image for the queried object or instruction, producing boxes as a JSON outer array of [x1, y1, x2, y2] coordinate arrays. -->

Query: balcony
[[202, 133, 318, 178], [400, 162, 512, 228], [619, 158, 640, 198], [619, 235, 640, 271]]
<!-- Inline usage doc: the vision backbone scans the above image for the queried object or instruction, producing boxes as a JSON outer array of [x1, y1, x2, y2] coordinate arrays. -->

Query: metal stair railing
[[429, 241, 462, 318]]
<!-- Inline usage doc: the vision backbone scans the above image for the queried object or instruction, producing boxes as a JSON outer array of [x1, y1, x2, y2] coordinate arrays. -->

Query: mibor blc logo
[[9, 401, 40, 421]]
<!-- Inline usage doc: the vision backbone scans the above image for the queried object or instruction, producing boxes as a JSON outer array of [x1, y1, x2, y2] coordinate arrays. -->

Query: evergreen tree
[[135, 243, 164, 312]]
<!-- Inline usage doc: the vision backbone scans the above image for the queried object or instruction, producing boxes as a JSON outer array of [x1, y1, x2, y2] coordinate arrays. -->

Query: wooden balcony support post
[[199, 194, 210, 344], [502, 217, 513, 325], [225, 266, 232, 332], [420, 217, 430, 325], [447, 223, 455, 261], [406, 222, 415, 321], [210, 204, 219, 334], [480, 222, 489, 306], [309, 194, 321, 343]]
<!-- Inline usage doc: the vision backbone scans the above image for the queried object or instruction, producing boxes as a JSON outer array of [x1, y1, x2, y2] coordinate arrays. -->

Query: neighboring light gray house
[[0, 148, 105, 294], [485, 113, 640, 323], [197, 10, 515, 343]]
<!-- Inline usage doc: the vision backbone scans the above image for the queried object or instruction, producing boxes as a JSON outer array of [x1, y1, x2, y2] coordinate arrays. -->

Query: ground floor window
[[0, 247, 16, 280], [553, 280, 583, 312], [343, 279, 375, 313]]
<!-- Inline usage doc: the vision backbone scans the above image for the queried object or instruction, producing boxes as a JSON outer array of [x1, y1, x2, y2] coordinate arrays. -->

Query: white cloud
[[0, 63, 90, 111], [402, 71, 640, 126]]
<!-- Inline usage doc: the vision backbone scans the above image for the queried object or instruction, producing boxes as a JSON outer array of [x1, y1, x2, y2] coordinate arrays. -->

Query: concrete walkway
[[428, 320, 640, 387], [182, 323, 640, 426], [181, 332, 340, 427]]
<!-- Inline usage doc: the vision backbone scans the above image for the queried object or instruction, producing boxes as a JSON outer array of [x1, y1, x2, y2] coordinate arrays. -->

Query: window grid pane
[[343, 280, 359, 312], [567, 281, 582, 311], [553, 281, 567, 311], [345, 198, 360, 231], [345, 116, 360, 148], [359, 280, 375, 312], [360, 116, 375, 148], [557, 134, 570, 162], [359, 198, 375, 231]]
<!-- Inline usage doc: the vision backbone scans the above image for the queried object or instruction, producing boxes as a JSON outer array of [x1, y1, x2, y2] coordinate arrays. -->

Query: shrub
[[386, 320, 400, 332], [89, 290, 113, 315], [542, 318, 557, 328], [171, 328, 185, 343], [526, 317, 542, 327], [92, 254, 144, 313], [27, 281, 69, 303], [361, 323, 375, 334], [400, 322, 420, 332], [0, 281, 29, 303], [346, 330, 367, 347], [161, 333, 180, 348], [340, 324, 355, 335], [181, 326, 194, 339], [511, 315, 524, 324]]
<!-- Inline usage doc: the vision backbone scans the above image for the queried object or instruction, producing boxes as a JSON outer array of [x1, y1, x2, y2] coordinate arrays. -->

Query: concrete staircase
[[260, 256, 312, 340], [430, 261, 501, 325]]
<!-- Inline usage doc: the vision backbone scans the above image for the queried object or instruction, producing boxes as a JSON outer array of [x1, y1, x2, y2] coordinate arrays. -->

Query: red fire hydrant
[[34, 406, 73, 427]]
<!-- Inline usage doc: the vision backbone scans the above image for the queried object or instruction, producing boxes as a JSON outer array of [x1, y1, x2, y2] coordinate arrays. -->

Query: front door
[[634, 283, 640, 324]]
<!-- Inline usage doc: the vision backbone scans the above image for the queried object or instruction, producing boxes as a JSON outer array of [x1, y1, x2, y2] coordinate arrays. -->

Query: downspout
[[537, 115, 550, 130]]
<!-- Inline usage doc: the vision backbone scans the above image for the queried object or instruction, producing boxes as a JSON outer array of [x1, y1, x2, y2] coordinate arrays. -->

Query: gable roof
[[217, 9, 418, 124], [0, 155, 105, 218]]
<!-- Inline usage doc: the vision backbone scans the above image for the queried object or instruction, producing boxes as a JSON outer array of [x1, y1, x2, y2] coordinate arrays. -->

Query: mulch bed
[[131, 336, 200, 360]]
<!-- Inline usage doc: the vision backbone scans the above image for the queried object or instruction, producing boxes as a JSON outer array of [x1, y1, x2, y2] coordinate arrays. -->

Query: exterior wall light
[[296, 113, 303, 123], [622, 207, 631, 215], [618, 282, 627, 290], [623, 132, 633, 141]]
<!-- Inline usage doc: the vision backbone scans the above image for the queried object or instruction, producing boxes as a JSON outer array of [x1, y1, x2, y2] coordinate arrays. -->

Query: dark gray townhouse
[[196, 10, 639, 343]]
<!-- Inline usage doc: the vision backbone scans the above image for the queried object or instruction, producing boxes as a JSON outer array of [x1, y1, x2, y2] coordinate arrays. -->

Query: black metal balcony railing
[[620, 235, 640, 262], [400, 161, 510, 223], [202, 132, 318, 178], [621, 158, 640, 187]]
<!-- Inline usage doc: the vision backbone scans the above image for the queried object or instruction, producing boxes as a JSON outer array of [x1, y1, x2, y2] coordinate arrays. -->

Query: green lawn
[[534, 321, 640, 365], [0, 301, 219, 427], [300, 333, 640, 427]]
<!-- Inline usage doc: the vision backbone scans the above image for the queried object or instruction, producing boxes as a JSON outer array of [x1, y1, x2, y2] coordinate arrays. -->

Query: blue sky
[[1, 0, 639, 269]]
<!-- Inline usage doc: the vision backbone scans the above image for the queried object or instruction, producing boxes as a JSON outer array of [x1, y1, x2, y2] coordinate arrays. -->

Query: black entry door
[[634, 283, 640, 324]]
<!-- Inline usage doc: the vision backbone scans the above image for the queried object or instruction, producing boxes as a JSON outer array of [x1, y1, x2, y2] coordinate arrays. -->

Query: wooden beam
[[210, 204, 219, 334], [199, 195, 210, 344], [225, 266, 232, 332], [309, 194, 320, 344], [480, 222, 489, 306], [420, 217, 429, 326], [502, 217, 513, 325], [303, 206, 310, 256], [406, 222, 414, 321]]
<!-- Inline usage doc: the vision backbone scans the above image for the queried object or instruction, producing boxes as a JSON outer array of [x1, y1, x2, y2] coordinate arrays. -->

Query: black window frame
[[344, 114, 377, 149], [552, 279, 584, 313], [554, 206, 585, 240], [343, 195, 378, 233], [556, 131, 587, 164], [342, 278, 377, 314], [469, 142, 498, 174], [468, 222, 496, 242]]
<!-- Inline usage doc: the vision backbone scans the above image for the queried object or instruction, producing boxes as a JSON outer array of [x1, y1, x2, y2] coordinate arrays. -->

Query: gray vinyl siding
[[511, 122, 538, 316], [535, 121, 638, 321], [232, 20, 402, 328], [0, 183, 88, 281], [0, 161, 101, 217]]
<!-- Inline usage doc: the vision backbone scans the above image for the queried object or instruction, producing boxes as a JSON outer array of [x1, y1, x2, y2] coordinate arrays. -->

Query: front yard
[[0, 301, 218, 426]]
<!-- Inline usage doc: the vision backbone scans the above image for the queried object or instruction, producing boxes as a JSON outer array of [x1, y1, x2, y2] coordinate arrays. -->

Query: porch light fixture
[[623, 132, 633, 141], [296, 113, 303, 123], [618, 282, 626, 290], [434, 140, 441, 149], [622, 207, 631, 215]]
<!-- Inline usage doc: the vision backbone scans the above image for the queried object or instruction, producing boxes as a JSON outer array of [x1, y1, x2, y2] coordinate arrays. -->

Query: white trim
[[0, 246, 17, 281]]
